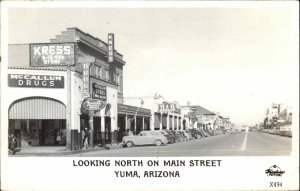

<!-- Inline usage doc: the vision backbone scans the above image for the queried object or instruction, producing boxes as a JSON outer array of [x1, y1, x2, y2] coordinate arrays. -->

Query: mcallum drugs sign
[[8, 74, 64, 88], [30, 43, 75, 66]]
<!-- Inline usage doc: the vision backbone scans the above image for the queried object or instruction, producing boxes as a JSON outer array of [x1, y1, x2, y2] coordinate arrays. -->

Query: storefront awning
[[9, 97, 66, 119]]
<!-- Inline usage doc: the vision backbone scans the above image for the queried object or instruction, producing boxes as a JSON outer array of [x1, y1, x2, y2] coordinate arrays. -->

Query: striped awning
[[9, 97, 66, 119]]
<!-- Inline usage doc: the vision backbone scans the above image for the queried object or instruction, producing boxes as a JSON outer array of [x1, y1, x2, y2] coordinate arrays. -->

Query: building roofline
[[68, 27, 124, 57], [8, 66, 67, 71]]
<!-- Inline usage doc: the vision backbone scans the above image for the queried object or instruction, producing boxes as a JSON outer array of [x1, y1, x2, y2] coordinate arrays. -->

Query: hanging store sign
[[77, 56, 95, 98], [82, 62, 91, 98], [159, 103, 181, 114], [108, 33, 114, 63], [8, 74, 64, 88], [92, 83, 107, 101], [81, 98, 106, 114], [30, 43, 75, 66]]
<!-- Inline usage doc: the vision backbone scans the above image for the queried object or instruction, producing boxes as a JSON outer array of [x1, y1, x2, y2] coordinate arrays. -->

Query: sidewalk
[[11, 144, 123, 156]]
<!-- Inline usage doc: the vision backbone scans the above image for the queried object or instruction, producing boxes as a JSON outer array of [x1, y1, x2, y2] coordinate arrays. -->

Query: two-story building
[[7, 28, 127, 150]]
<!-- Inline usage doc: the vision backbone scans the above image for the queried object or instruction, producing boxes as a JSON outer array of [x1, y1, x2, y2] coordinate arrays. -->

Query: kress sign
[[30, 43, 75, 66]]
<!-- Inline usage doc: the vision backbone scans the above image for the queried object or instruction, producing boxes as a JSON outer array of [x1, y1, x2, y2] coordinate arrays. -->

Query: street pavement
[[71, 131, 292, 157]]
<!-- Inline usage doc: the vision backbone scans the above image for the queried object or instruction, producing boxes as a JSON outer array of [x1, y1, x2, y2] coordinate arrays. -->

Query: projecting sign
[[159, 103, 181, 114], [108, 33, 114, 63], [82, 63, 91, 98], [81, 98, 106, 114], [8, 74, 64, 88], [30, 43, 75, 66], [77, 56, 95, 98], [92, 83, 107, 101]]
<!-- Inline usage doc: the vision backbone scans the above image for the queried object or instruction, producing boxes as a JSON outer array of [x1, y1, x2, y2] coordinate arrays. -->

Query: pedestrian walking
[[8, 134, 16, 155], [81, 129, 86, 149]]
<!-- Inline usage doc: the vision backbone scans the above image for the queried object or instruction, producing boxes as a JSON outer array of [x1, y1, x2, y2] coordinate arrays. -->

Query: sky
[[6, 3, 299, 126]]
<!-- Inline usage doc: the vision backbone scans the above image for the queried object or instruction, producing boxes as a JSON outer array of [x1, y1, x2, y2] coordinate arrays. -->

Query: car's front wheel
[[126, 141, 134, 148], [155, 140, 162, 146]]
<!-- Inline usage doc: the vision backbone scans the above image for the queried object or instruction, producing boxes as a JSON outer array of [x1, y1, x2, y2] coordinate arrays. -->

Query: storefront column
[[159, 113, 162, 130], [88, 114, 94, 148], [142, 117, 145, 130], [172, 116, 174, 130], [181, 118, 183, 130], [166, 113, 169, 130], [125, 114, 128, 130], [111, 116, 117, 145], [150, 113, 155, 131], [134, 116, 137, 135], [100, 116, 105, 146]]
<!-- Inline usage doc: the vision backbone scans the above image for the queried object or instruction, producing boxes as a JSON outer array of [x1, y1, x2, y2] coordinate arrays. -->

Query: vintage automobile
[[122, 131, 168, 147], [156, 131, 176, 143]]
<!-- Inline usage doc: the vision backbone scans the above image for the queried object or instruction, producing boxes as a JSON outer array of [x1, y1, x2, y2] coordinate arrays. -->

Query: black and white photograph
[[1, 1, 299, 191]]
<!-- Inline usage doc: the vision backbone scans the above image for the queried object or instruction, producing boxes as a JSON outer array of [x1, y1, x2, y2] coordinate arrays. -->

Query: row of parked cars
[[261, 128, 292, 137], [122, 129, 223, 147]]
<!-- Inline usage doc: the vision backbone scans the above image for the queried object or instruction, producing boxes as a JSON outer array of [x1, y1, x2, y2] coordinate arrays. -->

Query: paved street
[[71, 131, 291, 157]]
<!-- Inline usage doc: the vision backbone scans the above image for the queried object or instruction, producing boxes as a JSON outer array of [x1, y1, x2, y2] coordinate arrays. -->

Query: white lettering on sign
[[82, 62, 91, 98], [8, 74, 64, 88], [108, 33, 114, 63], [31, 43, 74, 66], [33, 45, 71, 56]]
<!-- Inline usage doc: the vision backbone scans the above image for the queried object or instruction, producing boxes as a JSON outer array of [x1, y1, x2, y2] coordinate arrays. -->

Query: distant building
[[124, 94, 192, 131], [182, 105, 217, 130]]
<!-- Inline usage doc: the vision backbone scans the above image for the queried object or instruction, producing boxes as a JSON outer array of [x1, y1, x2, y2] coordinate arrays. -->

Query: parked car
[[179, 130, 192, 140], [184, 130, 193, 140], [163, 130, 178, 142], [166, 130, 181, 142], [176, 131, 186, 141], [157, 131, 176, 143], [122, 131, 168, 147]]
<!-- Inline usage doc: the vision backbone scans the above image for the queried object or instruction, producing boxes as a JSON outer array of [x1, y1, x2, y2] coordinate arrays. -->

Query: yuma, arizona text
[[115, 171, 180, 178]]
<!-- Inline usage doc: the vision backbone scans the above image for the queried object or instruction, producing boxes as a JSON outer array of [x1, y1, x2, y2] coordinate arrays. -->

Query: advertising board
[[92, 83, 107, 101], [30, 43, 75, 66], [8, 74, 64, 88]]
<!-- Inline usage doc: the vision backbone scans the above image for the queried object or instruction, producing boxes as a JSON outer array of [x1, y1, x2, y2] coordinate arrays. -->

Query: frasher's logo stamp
[[265, 165, 285, 177]]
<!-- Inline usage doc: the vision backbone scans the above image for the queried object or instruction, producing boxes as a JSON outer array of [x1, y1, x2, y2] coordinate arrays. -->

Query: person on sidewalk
[[8, 134, 16, 155], [82, 127, 90, 149], [81, 129, 86, 149]]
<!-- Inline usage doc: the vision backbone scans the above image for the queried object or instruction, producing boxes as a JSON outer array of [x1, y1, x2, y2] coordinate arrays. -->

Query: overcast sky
[[6, 3, 299, 126]]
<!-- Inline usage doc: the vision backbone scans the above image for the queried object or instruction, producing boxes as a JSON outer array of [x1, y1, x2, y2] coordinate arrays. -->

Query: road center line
[[240, 132, 248, 151]]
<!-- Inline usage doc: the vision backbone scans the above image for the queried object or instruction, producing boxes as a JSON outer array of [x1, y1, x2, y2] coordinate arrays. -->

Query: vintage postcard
[[1, 1, 299, 191]]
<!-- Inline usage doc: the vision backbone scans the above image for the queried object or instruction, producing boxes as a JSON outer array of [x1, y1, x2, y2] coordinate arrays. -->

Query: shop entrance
[[93, 117, 101, 146], [8, 97, 66, 148], [105, 117, 111, 144], [117, 115, 126, 142], [9, 119, 66, 147]]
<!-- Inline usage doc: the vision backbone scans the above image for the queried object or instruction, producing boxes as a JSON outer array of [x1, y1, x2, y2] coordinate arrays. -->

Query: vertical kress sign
[[108, 33, 114, 63]]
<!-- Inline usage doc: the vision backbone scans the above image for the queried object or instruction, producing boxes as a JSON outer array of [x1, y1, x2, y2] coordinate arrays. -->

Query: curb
[[12, 144, 124, 157]]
